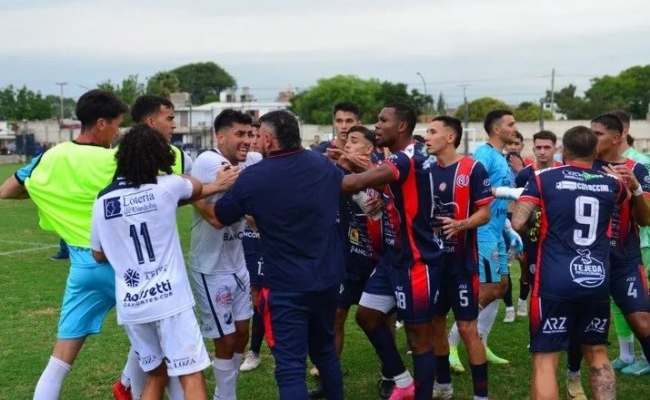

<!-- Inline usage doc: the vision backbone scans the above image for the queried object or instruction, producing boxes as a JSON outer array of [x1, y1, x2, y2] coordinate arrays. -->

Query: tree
[[146, 71, 180, 98], [436, 92, 447, 115], [454, 97, 510, 122], [97, 75, 146, 125], [45, 95, 76, 119], [585, 65, 650, 118], [0, 85, 53, 120], [170, 62, 236, 104], [514, 101, 553, 122]]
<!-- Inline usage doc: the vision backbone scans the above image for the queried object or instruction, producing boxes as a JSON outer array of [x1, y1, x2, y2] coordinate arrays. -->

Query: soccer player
[[190, 109, 261, 399], [314, 102, 361, 161], [591, 113, 650, 376], [210, 110, 346, 399], [424, 116, 493, 400], [448, 109, 516, 372], [90, 125, 219, 400], [512, 125, 627, 400]]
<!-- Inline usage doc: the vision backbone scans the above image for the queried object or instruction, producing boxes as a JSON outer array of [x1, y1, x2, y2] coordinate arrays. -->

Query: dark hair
[[412, 134, 425, 144], [591, 113, 623, 134], [533, 130, 557, 145], [258, 110, 301, 150], [332, 102, 360, 119], [483, 109, 513, 135], [131, 95, 174, 123], [433, 116, 463, 148], [76, 89, 128, 131], [115, 124, 175, 187], [349, 125, 376, 147], [385, 102, 416, 134], [562, 126, 597, 159], [609, 109, 631, 126], [627, 133, 635, 147], [514, 131, 524, 142], [214, 109, 253, 133]]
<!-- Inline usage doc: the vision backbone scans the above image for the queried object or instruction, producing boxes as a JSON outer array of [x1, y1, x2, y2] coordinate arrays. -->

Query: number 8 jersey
[[519, 163, 627, 303]]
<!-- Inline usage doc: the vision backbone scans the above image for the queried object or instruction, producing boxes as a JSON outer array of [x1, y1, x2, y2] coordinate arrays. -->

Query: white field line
[[0, 239, 59, 256]]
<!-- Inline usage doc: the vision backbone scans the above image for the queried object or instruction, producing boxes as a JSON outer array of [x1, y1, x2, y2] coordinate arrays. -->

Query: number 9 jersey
[[519, 164, 628, 303]]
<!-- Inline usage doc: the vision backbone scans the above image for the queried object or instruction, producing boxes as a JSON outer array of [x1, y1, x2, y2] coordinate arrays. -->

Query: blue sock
[[250, 307, 264, 353], [412, 351, 435, 400], [470, 362, 488, 397], [435, 355, 451, 384], [638, 335, 650, 362], [366, 325, 407, 378], [567, 342, 582, 373]]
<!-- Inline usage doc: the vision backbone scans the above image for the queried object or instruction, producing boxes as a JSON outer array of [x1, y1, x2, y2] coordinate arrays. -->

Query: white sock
[[505, 306, 514, 312], [393, 369, 413, 388], [213, 357, 237, 400], [567, 369, 581, 380], [618, 336, 636, 363], [477, 301, 499, 346], [233, 352, 244, 378], [166, 377, 184, 400], [518, 298, 527, 307], [34, 356, 71, 400], [124, 348, 146, 399], [448, 323, 461, 347]]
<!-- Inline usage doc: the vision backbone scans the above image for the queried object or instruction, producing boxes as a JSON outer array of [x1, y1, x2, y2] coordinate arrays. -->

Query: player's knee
[[629, 313, 650, 337], [457, 321, 478, 340], [355, 307, 381, 332]]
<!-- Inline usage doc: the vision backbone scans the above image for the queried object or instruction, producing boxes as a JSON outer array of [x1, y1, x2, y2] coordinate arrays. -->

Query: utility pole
[[416, 72, 429, 117], [55, 82, 68, 121], [460, 84, 470, 155]]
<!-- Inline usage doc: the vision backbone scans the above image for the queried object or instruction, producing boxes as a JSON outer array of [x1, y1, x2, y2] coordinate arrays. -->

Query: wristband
[[633, 186, 643, 196]]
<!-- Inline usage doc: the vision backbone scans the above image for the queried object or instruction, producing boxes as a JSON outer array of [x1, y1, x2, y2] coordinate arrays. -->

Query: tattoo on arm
[[511, 202, 536, 232], [589, 364, 616, 400]]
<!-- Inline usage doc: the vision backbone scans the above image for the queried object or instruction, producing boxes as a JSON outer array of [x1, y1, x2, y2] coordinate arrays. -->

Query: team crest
[[456, 174, 469, 187], [438, 182, 447, 192]]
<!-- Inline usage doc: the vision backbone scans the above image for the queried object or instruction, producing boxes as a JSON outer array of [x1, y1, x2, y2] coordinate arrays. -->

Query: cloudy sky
[[1, 0, 648, 106]]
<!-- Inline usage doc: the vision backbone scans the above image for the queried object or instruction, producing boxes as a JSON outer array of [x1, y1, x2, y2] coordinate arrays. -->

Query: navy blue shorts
[[610, 262, 650, 314], [338, 277, 368, 309], [434, 270, 479, 321], [529, 296, 610, 353]]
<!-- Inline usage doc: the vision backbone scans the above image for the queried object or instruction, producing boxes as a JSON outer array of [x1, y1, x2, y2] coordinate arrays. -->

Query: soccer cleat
[[449, 346, 465, 373], [621, 358, 650, 375], [377, 379, 395, 400], [432, 382, 454, 399], [309, 366, 320, 377], [516, 300, 528, 317], [49, 252, 69, 261], [485, 347, 509, 364], [566, 375, 587, 400], [387, 382, 415, 400], [503, 308, 515, 323], [112, 380, 132, 400], [239, 350, 261, 372], [611, 357, 634, 371], [395, 320, 404, 330]]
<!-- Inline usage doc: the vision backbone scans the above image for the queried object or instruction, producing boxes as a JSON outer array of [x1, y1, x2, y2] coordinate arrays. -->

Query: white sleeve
[[90, 201, 103, 252], [183, 151, 193, 174]]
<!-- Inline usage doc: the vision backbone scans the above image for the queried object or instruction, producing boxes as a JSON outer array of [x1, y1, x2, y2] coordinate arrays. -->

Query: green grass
[[1, 161, 648, 399]]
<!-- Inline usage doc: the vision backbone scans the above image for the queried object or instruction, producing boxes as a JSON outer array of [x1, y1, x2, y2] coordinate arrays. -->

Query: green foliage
[[45, 95, 76, 119], [97, 75, 146, 125], [513, 101, 553, 122], [0, 85, 53, 120], [454, 97, 510, 122], [436, 92, 447, 115], [171, 62, 236, 104], [146, 71, 180, 98]]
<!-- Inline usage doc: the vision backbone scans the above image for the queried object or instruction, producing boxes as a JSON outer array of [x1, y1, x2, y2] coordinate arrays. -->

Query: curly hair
[[115, 124, 175, 187]]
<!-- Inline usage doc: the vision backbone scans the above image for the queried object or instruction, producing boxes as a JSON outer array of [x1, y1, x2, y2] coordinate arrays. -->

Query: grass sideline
[[0, 161, 647, 399]]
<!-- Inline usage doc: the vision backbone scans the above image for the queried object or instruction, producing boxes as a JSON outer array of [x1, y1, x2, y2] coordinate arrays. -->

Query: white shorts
[[124, 308, 211, 377], [191, 267, 253, 339]]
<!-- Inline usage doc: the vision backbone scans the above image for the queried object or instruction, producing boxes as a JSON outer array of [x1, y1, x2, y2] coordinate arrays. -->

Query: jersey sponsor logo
[[170, 356, 198, 369], [569, 249, 606, 288], [349, 227, 359, 245], [555, 181, 610, 192], [103, 196, 122, 219], [584, 317, 608, 333], [645, 175, 650, 184], [561, 169, 602, 182], [139, 354, 159, 366], [483, 178, 491, 188], [143, 265, 167, 280], [121, 189, 158, 216], [350, 245, 372, 258], [124, 269, 141, 287], [123, 280, 173, 302], [542, 317, 567, 334], [223, 231, 245, 241], [456, 174, 470, 187]]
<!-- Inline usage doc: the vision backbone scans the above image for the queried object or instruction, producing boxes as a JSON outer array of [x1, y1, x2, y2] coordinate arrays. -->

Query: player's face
[[333, 111, 360, 142], [250, 126, 261, 152], [533, 138, 556, 165], [592, 122, 621, 158], [217, 122, 252, 164], [98, 114, 124, 147], [146, 106, 176, 143], [496, 115, 518, 145], [344, 131, 373, 156], [374, 107, 400, 147], [505, 137, 524, 154], [424, 120, 452, 156]]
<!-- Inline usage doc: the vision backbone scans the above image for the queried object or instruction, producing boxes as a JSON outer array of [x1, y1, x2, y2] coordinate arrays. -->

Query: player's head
[[505, 131, 525, 154], [214, 109, 253, 164], [590, 113, 623, 158], [532, 130, 557, 166], [115, 124, 175, 187], [257, 110, 301, 156], [332, 102, 361, 142], [344, 126, 375, 157], [76, 89, 128, 147], [562, 126, 598, 162], [484, 109, 517, 145], [609, 109, 630, 133], [250, 120, 261, 152], [425, 116, 463, 155], [375, 103, 416, 148], [130, 95, 176, 143]]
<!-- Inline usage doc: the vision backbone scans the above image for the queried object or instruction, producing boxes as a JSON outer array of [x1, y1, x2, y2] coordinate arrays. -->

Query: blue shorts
[[360, 259, 440, 324], [529, 296, 610, 353], [478, 240, 508, 283], [338, 276, 368, 309], [58, 247, 116, 339], [434, 270, 480, 321], [245, 253, 263, 287], [610, 263, 650, 314]]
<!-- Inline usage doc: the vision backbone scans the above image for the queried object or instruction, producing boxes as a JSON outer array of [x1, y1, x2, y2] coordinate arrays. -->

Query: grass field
[[1, 161, 648, 399]]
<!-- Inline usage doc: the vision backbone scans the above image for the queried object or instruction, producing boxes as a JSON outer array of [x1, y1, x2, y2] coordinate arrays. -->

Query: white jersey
[[90, 174, 195, 325], [190, 149, 262, 275]]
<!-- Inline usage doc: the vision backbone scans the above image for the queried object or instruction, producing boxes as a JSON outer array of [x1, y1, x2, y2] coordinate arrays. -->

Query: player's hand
[[437, 216, 467, 239], [603, 164, 640, 191], [215, 164, 241, 191], [325, 147, 344, 161], [345, 154, 373, 172], [505, 227, 524, 254], [507, 153, 524, 173], [363, 196, 383, 219]]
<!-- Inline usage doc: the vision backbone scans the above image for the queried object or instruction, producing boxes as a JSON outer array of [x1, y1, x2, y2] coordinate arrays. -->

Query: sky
[[1, 0, 649, 107]]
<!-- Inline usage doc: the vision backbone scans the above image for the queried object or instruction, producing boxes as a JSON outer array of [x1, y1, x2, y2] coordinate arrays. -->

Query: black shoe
[[308, 384, 326, 399], [49, 252, 69, 261], [377, 378, 395, 399]]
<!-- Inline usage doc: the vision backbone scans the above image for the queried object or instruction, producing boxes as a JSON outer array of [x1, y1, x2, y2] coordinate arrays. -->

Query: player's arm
[[341, 163, 395, 194], [604, 163, 650, 226], [92, 249, 107, 262], [511, 201, 537, 234], [0, 175, 28, 199], [181, 165, 240, 206], [437, 203, 491, 239]]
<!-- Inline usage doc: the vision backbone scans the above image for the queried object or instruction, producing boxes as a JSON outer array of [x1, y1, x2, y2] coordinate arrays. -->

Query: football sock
[[34, 356, 71, 400]]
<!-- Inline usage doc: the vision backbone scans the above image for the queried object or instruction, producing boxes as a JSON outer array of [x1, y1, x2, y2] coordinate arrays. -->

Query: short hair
[[258, 110, 301, 150], [514, 131, 524, 143], [385, 102, 416, 134], [627, 133, 635, 147], [532, 130, 557, 145], [115, 124, 175, 187], [76, 89, 128, 131], [349, 125, 376, 147], [483, 109, 513, 135], [213, 109, 253, 133], [412, 134, 425, 144], [562, 126, 597, 159], [332, 102, 360, 119], [591, 113, 623, 134], [130, 95, 174, 123], [609, 109, 631, 126], [433, 116, 463, 148]]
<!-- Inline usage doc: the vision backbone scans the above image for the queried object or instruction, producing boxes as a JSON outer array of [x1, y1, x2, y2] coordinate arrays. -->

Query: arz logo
[[542, 317, 567, 333]]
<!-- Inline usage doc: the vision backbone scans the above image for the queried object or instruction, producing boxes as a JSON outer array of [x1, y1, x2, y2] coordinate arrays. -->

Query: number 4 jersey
[[519, 163, 627, 303], [91, 175, 196, 325]]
